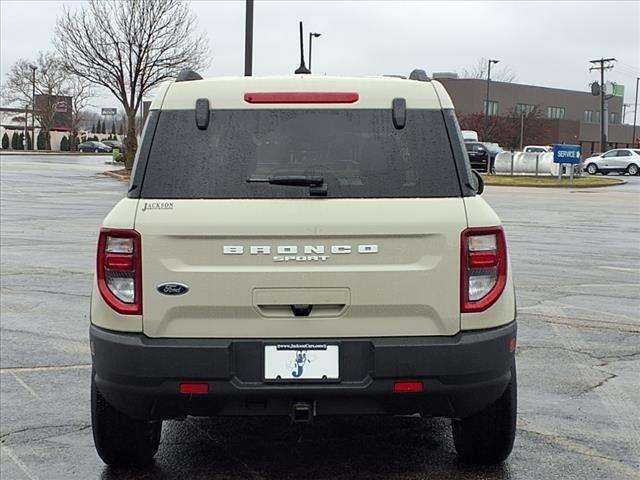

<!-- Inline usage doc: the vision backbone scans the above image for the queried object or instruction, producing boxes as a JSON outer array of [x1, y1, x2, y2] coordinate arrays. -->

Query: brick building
[[435, 73, 638, 155]]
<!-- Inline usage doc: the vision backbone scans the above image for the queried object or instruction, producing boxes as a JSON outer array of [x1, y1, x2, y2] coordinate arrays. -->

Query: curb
[[1, 151, 112, 156], [484, 176, 626, 189], [102, 170, 131, 182]]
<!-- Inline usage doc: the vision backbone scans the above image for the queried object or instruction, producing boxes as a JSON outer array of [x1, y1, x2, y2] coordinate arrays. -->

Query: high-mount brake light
[[460, 227, 507, 313], [97, 229, 142, 315], [243, 92, 359, 104]]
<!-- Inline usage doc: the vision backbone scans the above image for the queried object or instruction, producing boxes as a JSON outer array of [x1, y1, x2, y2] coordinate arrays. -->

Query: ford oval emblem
[[157, 283, 189, 296]]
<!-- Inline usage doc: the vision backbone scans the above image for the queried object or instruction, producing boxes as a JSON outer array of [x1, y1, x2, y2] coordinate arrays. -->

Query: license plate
[[264, 343, 339, 380]]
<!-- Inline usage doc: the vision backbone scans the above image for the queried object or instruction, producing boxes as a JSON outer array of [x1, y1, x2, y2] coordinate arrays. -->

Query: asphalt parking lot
[[1, 153, 639, 480]]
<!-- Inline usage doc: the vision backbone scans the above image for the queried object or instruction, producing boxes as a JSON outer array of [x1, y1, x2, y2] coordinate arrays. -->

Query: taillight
[[460, 227, 507, 313], [97, 228, 142, 315]]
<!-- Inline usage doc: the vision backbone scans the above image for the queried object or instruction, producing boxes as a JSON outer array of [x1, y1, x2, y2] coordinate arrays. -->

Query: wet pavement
[[1, 153, 639, 479]]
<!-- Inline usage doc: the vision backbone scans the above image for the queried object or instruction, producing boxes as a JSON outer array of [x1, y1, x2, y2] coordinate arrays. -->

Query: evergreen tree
[[2, 132, 9, 149], [118, 121, 124, 135], [18, 133, 24, 150], [26, 132, 32, 150], [96, 119, 102, 135], [11, 132, 19, 149], [37, 131, 46, 150], [91, 122, 96, 133], [60, 136, 70, 151], [101, 119, 107, 134], [111, 120, 116, 135]]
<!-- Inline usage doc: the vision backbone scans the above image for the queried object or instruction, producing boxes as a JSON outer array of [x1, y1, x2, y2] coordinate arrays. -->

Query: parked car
[[78, 141, 112, 153], [523, 145, 551, 153], [462, 130, 479, 142], [465, 141, 491, 172], [90, 70, 517, 467], [464, 142, 502, 173], [583, 149, 640, 175], [101, 140, 123, 150]]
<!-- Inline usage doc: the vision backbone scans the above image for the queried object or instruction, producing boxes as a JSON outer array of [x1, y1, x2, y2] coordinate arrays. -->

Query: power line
[[589, 57, 616, 151]]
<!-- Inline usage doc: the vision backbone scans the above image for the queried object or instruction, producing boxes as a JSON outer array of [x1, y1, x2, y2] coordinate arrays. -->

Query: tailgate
[[135, 198, 466, 338]]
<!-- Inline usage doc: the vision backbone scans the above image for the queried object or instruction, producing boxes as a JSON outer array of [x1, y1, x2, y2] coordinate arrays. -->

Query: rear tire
[[627, 163, 639, 176], [452, 365, 517, 465], [94, 148, 100, 153], [91, 372, 162, 467]]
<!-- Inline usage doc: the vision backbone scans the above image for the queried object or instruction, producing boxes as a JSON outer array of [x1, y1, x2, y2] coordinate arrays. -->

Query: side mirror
[[472, 170, 484, 195]]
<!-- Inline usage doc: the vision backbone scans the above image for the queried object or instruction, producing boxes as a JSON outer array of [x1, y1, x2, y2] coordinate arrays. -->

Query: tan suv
[[90, 69, 517, 467]]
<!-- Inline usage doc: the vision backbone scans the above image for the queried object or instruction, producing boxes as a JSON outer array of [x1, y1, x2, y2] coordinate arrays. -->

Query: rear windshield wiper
[[246, 175, 324, 187], [246, 175, 327, 196]]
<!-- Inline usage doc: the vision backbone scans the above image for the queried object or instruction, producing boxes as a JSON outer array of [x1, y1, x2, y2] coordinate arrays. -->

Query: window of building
[[594, 111, 600, 123], [609, 112, 620, 124], [546, 106, 565, 119], [516, 103, 536, 115], [584, 110, 594, 123], [483, 100, 499, 116]]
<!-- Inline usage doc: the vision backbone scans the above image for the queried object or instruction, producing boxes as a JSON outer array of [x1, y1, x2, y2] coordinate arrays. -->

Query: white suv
[[90, 69, 517, 467], [584, 149, 640, 175]]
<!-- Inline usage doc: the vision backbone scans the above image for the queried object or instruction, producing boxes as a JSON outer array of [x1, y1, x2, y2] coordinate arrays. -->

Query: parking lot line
[[1, 445, 40, 480], [0, 364, 91, 374], [8, 372, 40, 400]]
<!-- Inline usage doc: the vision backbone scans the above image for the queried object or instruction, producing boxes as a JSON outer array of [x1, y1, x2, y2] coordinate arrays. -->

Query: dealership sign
[[553, 144, 581, 164]]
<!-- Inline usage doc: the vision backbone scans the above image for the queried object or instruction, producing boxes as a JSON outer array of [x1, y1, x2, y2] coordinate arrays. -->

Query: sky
[[1, 0, 639, 122]]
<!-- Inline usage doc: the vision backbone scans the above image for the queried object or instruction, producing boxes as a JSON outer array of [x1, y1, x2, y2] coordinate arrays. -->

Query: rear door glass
[[139, 109, 461, 198]]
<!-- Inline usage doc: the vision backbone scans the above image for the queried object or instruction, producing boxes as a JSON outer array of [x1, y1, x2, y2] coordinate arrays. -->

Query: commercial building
[[435, 73, 638, 155]]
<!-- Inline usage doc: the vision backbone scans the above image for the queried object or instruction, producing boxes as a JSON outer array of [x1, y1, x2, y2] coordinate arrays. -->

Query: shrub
[[60, 136, 70, 151], [11, 132, 19, 149], [37, 131, 46, 150], [17, 133, 24, 150], [1, 132, 9, 149]]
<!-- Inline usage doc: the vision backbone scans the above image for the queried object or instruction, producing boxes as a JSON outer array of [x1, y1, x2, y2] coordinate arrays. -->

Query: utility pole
[[519, 111, 525, 151], [24, 104, 29, 151], [589, 57, 616, 152], [633, 77, 639, 147], [30, 65, 36, 150], [484, 59, 499, 141], [244, 0, 254, 76]]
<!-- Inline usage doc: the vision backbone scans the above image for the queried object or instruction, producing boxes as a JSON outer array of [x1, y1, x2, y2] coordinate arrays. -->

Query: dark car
[[101, 140, 123, 150], [465, 142, 490, 172], [78, 141, 112, 153]]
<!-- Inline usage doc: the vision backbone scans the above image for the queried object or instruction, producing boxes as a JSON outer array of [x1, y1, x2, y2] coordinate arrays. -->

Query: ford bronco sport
[[90, 69, 517, 467]]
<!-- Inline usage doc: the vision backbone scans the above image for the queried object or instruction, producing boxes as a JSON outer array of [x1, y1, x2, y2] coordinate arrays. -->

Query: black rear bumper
[[90, 322, 516, 420]]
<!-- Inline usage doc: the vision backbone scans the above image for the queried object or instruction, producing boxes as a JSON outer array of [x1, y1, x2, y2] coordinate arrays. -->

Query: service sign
[[101, 108, 117, 116], [553, 144, 581, 164]]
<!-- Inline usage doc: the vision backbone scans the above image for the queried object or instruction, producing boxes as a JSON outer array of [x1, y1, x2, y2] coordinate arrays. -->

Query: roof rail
[[409, 69, 430, 82], [176, 69, 203, 83], [383, 75, 407, 79]]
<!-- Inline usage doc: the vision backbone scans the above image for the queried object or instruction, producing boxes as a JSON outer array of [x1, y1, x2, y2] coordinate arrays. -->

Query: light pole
[[244, 0, 254, 76], [484, 59, 499, 140], [633, 76, 639, 147], [30, 65, 36, 150], [308, 32, 321, 72]]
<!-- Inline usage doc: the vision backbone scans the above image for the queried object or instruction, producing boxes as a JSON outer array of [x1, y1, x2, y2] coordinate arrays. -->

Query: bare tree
[[2, 52, 69, 149], [67, 77, 95, 150], [458, 106, 550, 148], [55, 0, 210, 169], [460, 58, 517, 83]]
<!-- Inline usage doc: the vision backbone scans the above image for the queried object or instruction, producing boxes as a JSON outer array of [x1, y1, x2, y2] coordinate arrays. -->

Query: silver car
[[583, 149, 640, 176]]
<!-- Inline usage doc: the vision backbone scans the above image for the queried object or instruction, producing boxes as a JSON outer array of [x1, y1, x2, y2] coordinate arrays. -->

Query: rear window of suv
[[138, 109, 462, 198]]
